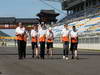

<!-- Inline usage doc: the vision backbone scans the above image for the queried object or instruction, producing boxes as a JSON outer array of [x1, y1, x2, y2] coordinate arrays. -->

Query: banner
[[0, 37, 16, 39]]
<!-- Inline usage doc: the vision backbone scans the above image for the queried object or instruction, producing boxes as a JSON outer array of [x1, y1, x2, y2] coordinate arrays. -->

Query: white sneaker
[[63, 56, 66, 59], [65, 57, 69, 60]]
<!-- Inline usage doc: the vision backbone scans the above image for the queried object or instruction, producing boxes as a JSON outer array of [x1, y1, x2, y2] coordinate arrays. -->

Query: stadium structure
[[37, 10, 59, 24], [48, 0, 100, 50]]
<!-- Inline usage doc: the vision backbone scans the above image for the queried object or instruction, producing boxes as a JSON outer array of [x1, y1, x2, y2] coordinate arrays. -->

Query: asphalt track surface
[[0, 47, 100, 75]]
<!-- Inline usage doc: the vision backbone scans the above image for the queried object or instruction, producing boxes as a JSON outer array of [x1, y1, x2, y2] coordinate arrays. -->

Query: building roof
[[0, 17, 15, 24], [37, 10, 59, 16], [0, 17, 39, 24], [16, 18, 39, 24]]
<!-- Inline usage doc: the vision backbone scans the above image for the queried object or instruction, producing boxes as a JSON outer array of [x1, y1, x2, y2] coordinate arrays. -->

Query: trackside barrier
[[54, 36, 100, 50]]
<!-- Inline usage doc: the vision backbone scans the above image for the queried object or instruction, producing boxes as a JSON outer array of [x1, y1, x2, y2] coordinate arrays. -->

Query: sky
[[0, 0, 66, 36], [0, 0, 66, 20]]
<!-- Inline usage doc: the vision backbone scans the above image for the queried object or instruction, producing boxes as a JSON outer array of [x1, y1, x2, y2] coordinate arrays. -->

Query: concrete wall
[[53, 43, 100, 50]]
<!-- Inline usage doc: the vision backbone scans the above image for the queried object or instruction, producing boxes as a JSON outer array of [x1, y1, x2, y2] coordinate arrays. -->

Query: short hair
[[64, 24, 68, 26], [73, 26, 76, 28]]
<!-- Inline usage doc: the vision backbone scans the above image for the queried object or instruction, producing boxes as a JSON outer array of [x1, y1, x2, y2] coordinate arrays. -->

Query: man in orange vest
[[61, 24, 70, 60], [31, 25, 39, 58], [70, 26, 79, 59], [15, 22, 25, 59], [46, 27, 54, 57], [38, 24, 47, 59]]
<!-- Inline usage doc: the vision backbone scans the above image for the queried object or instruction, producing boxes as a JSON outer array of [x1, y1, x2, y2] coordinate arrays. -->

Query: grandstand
[[53, 0, 100, 36], [52, 0, 100, 50]]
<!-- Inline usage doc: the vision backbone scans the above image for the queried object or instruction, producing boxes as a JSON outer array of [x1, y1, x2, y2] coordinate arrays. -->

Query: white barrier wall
[[53, 36, 100, 50], [1, 39, 100, 50], [78, 44, 100, 50], [53, 43, 100, 50]]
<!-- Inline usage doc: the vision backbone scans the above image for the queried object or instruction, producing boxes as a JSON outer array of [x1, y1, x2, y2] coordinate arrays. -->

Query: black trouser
[[40, 42, 45, 59], [70, 43, 78, 58], [63, 41, 69, 57], [47, 42, 53, 49], [17, 40, 25, 59], [23, 41, 27, 58], [31, 42, 38, 58]]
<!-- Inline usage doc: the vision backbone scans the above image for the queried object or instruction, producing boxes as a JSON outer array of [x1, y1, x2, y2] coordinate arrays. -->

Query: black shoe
[[0, 72, 2, 74], [41, 57, 44, 59], [71, 56, 74, 59], [32, 56, 34, 58], [19, 57, 23, 60]]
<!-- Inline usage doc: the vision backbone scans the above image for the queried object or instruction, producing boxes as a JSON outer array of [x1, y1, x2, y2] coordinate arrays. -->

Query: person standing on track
[[15, 22, 26, 60], [31, 25, 39, 58], [38, 24, 47, 59], [70, 26, 79, 59], [46, 27, 54, 57], [61, 24, 70, 60]]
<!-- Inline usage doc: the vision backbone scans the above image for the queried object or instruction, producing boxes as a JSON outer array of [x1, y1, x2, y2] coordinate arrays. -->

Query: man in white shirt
[[46, 27, 54, 57], [15, 22, 26, 59], [61, 24, 70, 60], [31, 25, 39, 58], [70, 26, 79, 59], [38, 24, 47, 59]]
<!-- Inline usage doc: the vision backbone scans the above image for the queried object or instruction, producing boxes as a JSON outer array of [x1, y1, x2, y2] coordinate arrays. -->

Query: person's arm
[[77, 32, 79, 43], [30, 30, 33, 37], [68, 30, 71, 43], [38, 30, 40, 38], [46, 31, 49, 40], [24, 31, 28, 38], [52, 31, 54, 40], [44, 30, 47, 39]]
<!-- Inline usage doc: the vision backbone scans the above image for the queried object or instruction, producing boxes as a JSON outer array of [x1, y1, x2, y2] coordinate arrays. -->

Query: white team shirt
[[61, 28, 70, 37], [70, 30, 78, 38], [38, 29, 47, 37], [46, 29, 54, 38], [31, 29, 38, 37], [15, 27, 25, 35]]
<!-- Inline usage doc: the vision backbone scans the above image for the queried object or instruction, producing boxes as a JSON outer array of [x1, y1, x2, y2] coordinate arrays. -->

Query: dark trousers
[[31, 42, 38, 58], [17, 40, 25, 59], [63, 41, 69, 57], [70, 43, 78, 58], [40, 42, 45, 59], [23, 41, 26, 58]]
